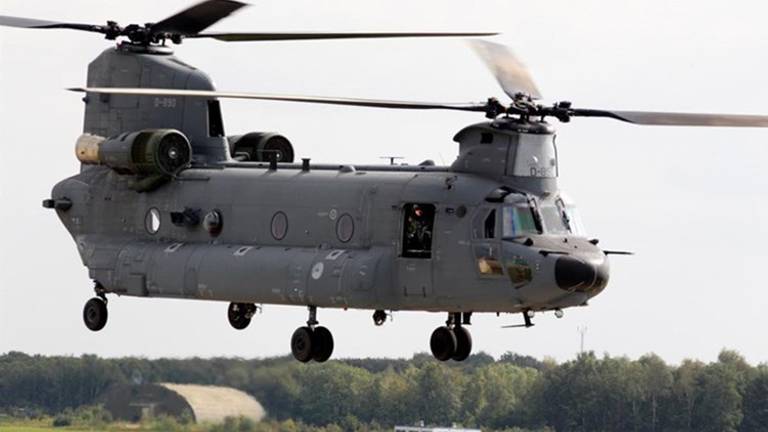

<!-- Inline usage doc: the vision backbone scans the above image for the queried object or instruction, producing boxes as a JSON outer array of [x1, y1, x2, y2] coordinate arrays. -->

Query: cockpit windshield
[[539, 203, 569, 235], [502, 202, 539, 238], [500, 193, 587, 237], [540, 197, 587, 236]]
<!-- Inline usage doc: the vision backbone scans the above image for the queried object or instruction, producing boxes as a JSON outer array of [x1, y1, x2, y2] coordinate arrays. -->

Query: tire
[[291, 326, 314, 363], [451, 326, 473, 361], [227, 303, 252, 330], [430, 326, 457, 361], [83, 297, 108, 332], [312, 326, 334, 363]]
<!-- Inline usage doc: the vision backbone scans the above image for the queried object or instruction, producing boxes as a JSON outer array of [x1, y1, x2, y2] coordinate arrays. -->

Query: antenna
[[577, 325, 587, 354], [379, 156, 404, 166]]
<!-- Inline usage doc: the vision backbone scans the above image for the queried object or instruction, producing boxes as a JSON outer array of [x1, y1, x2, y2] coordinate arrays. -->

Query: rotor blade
[[0, 15, 105, 34], [470, 40, 542, 100], [190, 31, 498, 42], [68, 87, 489, 113], [572, 109, 768, 127], [151, 0, 248, 36]]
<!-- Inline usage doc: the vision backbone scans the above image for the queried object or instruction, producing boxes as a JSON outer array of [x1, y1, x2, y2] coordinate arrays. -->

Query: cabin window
[[336, 213, 355, 243], [401, 203, 435, 259], [145, 208, 161, 235], [271, 211, 288, 240], [207, 100, 225, 137]]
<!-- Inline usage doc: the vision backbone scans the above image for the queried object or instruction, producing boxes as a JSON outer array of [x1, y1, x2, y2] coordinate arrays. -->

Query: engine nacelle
[[76, 129, 192, 177], [228, 132, 294, 163]]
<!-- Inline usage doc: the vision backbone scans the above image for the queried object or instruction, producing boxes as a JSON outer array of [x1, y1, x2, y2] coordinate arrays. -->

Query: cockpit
[[471, 190, 607, 297], [498, 193, 586, 238]]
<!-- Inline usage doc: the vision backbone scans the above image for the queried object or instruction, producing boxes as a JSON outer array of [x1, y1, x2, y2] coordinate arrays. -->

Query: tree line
[[0, 350, 766, 432]]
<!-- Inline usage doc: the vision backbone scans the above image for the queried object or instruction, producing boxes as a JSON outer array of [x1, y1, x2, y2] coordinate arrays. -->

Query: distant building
[[100, 383, 265, 424]]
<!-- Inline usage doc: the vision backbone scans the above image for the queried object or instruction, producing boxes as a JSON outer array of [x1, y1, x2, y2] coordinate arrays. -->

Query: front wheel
[[291, 326, 314, 363], [83, 297, 108, 332]]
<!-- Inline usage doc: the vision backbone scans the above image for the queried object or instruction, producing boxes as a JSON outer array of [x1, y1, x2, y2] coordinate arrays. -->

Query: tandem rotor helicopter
[[3, 0, 768, 363]]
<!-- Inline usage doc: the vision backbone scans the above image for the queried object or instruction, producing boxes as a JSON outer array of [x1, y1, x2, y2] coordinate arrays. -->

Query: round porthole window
[[336, 213, 354, 243], [271, 211, 288, 240], [145, 208, 161, 234], [203, 209, 223, 237]]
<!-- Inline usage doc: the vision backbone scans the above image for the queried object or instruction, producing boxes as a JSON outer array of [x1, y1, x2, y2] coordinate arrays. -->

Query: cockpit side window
[[484, 209, 496, 239], [401, 203, 435, 259]]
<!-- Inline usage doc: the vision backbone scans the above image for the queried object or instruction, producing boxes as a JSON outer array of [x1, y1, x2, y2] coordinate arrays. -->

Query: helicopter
[[3, 0, 768, 363]]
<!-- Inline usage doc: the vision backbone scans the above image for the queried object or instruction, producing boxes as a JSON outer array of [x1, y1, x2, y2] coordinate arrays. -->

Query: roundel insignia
[[311, 262, 325, 280]]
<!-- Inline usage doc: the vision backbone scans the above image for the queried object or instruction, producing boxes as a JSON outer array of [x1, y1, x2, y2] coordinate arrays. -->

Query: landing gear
[[452, 326, 473, 361], [372, 309, 387, 326], [290, 306, 334, 363], [429, 312, 472, 362], [430, 326, 457, 361], [83, 297, 108, 331], [311, 326, 334, 363], [83, 283, 108, 332], [227, 302, 257, 330]]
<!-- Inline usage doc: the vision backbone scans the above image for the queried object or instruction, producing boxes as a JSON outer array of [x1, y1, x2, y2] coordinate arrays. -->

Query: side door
[[397, 203, 436, 297]]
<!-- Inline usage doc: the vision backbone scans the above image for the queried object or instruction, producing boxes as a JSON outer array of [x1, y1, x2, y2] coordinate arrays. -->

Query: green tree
[[740, 365, 768, 432]]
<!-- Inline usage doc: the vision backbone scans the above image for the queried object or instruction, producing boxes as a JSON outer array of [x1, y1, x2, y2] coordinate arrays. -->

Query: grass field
[[0, 425, 91, 432], [0, 421, 152, 432]]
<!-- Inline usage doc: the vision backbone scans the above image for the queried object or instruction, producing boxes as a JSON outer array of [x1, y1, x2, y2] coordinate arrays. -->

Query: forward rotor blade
[[68, 87, 488, 113], [470, 40, 542, 100], [151, 0, 248, 36], [572, 109, 768, 127], [0, 15, 105, 34], [190, 31, 498, 42]]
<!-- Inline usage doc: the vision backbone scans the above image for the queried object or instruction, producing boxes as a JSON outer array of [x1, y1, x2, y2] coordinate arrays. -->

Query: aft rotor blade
[[190, 31, 498, 42], [151, 0, 248, 36], [470, 40, 542, 100], [572, 109, 768, 127], [0, 15, 105, 34], [68, 87, 489, 113]]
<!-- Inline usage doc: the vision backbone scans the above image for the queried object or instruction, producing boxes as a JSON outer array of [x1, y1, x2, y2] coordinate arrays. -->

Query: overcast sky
[[1, 0, 767, 364]]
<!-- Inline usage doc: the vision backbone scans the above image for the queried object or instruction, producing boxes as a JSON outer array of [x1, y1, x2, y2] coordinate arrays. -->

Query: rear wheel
[[83, 297, 108, 331], [227, 303, 255, 330], [430, 326, 457, 361]]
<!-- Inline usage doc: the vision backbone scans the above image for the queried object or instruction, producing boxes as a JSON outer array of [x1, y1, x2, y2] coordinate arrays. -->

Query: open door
[[397, 203, 435, 297]]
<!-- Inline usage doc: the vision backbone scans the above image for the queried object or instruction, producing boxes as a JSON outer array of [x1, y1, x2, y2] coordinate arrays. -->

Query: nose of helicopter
[[554, 255, 609, 292]]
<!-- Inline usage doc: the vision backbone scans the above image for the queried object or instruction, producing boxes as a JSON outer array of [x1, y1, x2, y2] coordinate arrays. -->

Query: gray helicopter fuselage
[[51, 162, 607, 314], [48, 45, 609, 317]]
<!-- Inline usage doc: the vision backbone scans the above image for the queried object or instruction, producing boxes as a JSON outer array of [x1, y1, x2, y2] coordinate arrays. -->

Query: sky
[[1, 0, 768, 364]]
